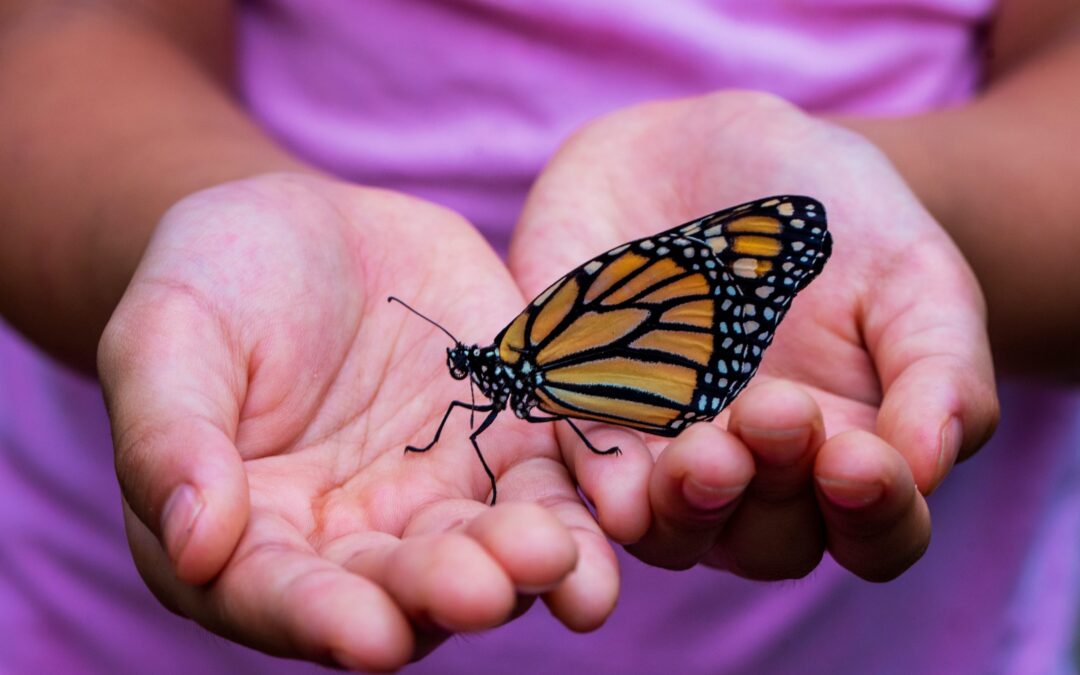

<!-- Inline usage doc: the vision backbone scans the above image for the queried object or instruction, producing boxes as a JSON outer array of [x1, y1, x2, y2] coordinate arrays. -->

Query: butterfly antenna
[[387, 296, 460, 343]]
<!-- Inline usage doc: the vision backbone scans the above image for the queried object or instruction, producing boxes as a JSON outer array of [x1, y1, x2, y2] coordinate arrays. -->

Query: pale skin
[[0, 0, 1076, 670], [510, 94, 998, 577], [104, 177, 619, 667]]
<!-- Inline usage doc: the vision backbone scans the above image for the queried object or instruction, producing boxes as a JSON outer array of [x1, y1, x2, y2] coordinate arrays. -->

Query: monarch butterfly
[[391, 195, 831, 504]]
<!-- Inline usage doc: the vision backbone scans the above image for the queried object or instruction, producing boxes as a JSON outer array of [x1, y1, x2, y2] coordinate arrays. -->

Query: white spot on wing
[[583, 261, 603, 275], [533, 282, 560, 306], [733, 258, 758, 278]]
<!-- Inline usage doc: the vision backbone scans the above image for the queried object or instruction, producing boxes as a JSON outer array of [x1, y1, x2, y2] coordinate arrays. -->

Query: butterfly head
[[446, 344, 472, 380]]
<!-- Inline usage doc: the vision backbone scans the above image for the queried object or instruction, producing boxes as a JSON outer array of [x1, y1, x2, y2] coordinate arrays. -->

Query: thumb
[[99, 291, 249, 585], [864, 243, 999, 494]]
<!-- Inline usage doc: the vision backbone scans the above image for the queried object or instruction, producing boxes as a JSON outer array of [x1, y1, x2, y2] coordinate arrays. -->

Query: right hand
[[98, 173, 619, 670], [510, 92, 999, 581]]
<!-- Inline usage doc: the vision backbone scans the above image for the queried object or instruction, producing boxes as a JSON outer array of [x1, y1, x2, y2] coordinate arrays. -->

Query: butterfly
[[390, 195, 831, 504]]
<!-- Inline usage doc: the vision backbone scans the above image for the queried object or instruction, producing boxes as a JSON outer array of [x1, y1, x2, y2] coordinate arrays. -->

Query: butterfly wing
[[495, 195, 831, 436], [677, 195, 831, 401]]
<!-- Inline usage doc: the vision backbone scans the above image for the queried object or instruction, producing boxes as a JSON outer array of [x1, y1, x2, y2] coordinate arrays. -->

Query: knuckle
[[112, 422, 169, 514]]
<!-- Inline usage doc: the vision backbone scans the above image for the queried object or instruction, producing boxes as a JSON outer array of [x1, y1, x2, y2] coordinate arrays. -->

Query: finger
[[814, 430, 931, 582], [341, 453, 620, 635], [464, 502, 578, 593], [544, 526, 620, 632], [334, 498, 574, 634], [321, 533, 459, 662], [555, 423, 654, 544], [376, 498, 579, 595], [498, 455, 620, 631], [126, 509, 414, 671], [100, 292, 248, 585], [341, 530, 517, 633], [708, 381, 827, 580], [865, 244, 999, 493], [625, 423, 753, 570]]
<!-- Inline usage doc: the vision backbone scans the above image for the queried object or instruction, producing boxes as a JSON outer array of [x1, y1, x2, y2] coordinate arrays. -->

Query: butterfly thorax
[[447, 343, 540, 418]]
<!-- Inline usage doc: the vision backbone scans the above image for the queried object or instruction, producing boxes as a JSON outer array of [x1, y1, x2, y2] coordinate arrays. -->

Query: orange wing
[[494, 196, 830, 435]]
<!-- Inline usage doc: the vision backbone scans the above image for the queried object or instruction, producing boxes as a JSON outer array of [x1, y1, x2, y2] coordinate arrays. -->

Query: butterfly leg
[[524, 416, 622, 457], [469, 408, 502, 505], [406, 400, 495, 454]]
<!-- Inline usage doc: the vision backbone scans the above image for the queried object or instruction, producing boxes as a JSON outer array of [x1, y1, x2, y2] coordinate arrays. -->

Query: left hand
[[99, 174, 618, 670], [508, 92, 999, 581]]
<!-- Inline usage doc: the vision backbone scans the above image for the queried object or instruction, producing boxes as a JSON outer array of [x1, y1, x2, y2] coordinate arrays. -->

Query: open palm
[[510, 93, 999, 580], [99, 174, 617, 670]]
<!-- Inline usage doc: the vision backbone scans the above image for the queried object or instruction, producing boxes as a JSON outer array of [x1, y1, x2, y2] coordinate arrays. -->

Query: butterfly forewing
[[495, 195, 831, 436]]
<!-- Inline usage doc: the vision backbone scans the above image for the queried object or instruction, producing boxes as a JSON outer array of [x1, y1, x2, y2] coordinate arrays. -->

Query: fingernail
[[161, 484, 204, 563], [939, 416, 963, 472], [682, 477, 745, 511], [817, 477, 883, 509]]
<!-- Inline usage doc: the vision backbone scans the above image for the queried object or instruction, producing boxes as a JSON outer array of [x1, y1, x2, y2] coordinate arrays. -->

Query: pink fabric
[[239, 0, 988, 253], [6, 1, 1080, 673]]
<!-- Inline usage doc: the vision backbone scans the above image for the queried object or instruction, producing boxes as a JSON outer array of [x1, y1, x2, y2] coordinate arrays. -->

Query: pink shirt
[[5, 1, 1079, 673]]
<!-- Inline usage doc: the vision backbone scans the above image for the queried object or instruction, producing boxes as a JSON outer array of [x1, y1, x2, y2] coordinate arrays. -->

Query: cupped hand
[[509, 92, 999, 581], [98, 173, 618, 670]]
